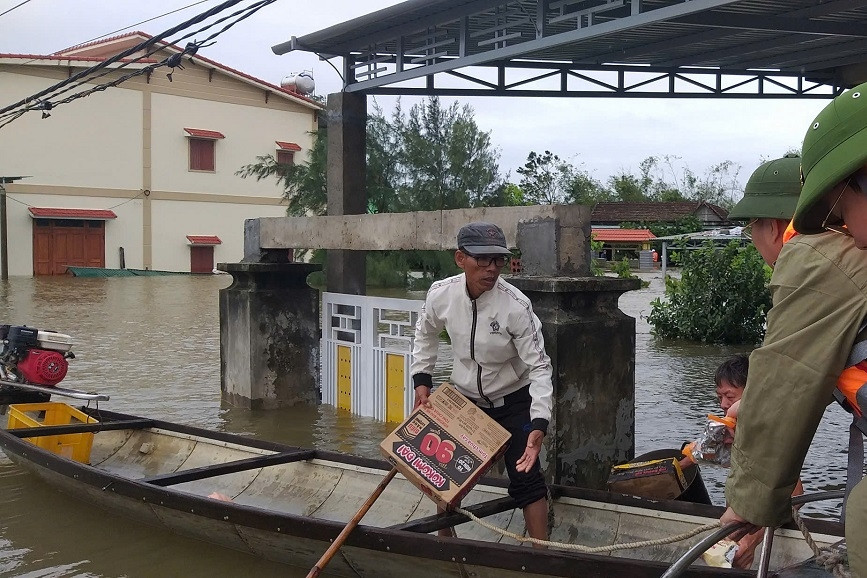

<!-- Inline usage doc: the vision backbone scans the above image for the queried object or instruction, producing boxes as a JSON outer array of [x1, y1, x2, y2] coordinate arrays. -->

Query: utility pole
[[0, 176, 29, 281]]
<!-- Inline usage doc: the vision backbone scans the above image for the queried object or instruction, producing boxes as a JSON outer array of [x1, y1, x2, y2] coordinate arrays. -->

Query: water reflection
[[0, 272, 851, 577]]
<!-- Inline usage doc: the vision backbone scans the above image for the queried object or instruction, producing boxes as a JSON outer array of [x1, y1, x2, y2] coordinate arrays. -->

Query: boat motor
[[0, 325, 74, 386]]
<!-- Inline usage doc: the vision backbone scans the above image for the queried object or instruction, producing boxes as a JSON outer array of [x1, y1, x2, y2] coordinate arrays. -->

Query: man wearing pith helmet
[[721, 85, 867, 576], [794, 80, 867, 248], [728, 153, 802, 267]]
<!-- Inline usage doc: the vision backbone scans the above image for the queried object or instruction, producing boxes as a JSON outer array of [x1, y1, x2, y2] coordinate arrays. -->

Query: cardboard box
[[607, 457, 687, 500], [380, 383, 511, 509]]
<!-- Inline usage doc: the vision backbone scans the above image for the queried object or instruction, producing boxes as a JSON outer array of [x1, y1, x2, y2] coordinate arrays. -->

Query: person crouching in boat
[[410, 221, 553, 548], [722, 87, 867, 578], [682, 353, 804, 569]]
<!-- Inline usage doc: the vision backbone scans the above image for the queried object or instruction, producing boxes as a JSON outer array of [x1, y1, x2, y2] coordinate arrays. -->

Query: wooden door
[[190, 245, 214, 273], [32, 219, 106, 275]]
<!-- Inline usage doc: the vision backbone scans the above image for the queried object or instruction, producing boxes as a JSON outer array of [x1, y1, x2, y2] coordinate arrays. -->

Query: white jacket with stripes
[[410, 274, 553, 432]]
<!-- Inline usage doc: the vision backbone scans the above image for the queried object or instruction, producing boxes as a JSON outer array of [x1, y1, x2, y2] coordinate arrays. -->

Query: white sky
[[0, 0, 828, 193]]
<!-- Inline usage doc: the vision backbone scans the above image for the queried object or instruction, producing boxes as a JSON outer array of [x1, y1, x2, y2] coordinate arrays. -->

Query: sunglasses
[[462, 252, 509, 268], [822, 177, 853, 237]]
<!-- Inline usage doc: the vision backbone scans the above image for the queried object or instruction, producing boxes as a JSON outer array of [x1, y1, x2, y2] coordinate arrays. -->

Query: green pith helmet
[[794, 81, 867, 234], [728, 154, 802, 220]]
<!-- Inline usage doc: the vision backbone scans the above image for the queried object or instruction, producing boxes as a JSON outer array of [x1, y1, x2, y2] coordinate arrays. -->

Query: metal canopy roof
[[273, 0, 867, 98]]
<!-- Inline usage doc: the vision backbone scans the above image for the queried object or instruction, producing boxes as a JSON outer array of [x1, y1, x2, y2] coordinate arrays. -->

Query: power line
[[0, 0, 275, 124], [10, 0, 218, 70], [1, 0, 267, 120], [0, 0, 35, 19], [0, 0, 251, 117], [52, 0, 214, 55]]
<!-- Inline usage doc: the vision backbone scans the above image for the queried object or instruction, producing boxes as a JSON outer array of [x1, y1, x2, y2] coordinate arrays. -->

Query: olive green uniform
[[726, 232, 867, 575]]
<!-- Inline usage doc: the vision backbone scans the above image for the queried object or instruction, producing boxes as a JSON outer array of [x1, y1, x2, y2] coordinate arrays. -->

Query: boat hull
[[0, 409, 841, 577]]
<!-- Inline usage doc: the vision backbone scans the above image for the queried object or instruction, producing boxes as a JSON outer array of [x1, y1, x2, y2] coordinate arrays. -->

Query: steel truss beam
[[334, 0, 746, 92], [364, 63, 842, 99]]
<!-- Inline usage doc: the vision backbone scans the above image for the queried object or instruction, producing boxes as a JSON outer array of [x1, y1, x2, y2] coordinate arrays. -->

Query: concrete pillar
[[508, 276, 638, 489], [326, 92, 367, 294], [511, 215, 639, 489], [218, 262, 321, 409]]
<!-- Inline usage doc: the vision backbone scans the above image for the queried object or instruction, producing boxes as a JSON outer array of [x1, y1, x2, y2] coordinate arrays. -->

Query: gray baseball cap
[[457, 222, 512, 255]]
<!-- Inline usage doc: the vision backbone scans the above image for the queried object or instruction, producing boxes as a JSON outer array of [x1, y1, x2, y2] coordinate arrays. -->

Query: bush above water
[[647, 240, 771, 345]]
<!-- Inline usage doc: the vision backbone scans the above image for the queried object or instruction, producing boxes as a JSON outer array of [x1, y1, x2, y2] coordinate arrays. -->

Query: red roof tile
[[184, 128, 224, 139], [275, 141, 302, 151], [29, 207, 117, 219], [186, 235, 221, 245], [591, 228, 656, 242]]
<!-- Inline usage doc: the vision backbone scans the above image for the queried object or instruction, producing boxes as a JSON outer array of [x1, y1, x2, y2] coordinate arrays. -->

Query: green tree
[[236, 128, 328, 216], [476, 182, 528, 207], [566, 169, 612, 205], [516, 150, 573, 205], [393, 97, 501, 211], [607, 156, 741, 206], [647, 240, 771, 344]]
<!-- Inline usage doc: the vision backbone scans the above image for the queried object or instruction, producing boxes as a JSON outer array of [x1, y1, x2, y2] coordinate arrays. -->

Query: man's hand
[[516, 429, 544, 473], [733, 530, 764, 569], [720, 506, 761, 542], [413, 386, 432, 409]]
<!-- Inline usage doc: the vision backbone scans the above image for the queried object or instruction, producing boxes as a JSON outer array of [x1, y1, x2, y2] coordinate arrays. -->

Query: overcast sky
[[0, 0, 829, 194]]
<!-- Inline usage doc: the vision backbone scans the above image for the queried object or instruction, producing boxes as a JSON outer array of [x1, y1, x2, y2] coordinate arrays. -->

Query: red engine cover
[[17, 348, 68, 386]]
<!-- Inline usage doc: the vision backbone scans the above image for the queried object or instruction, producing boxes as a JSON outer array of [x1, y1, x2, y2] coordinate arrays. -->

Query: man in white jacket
[[410, 221, 554, 546]]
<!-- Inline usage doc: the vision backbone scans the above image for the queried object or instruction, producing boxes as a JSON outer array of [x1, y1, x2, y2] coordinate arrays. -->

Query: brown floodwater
[[0, 273, 851, 577]]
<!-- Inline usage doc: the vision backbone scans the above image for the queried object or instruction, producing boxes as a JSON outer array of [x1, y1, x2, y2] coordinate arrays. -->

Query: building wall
[[151, 199, 286, 271], [0, 71, 143, 190], [0, 61, 317, 276], [150, 92, 313, 197]]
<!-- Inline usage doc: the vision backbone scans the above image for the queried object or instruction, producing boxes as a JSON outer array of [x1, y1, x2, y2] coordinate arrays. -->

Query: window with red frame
[[276, 149, 295, 165], [189, 138, 216, 171]]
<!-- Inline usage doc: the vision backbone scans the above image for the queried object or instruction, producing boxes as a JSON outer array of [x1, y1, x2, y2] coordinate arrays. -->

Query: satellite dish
[[280, 71, 315, 95]]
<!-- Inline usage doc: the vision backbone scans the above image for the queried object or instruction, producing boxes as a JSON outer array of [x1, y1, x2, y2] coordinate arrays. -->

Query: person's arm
[[410, 299, 443, 409], [510, 300, 553, 434], [726, 238, 867, 528], [728, 477, 807, 570]]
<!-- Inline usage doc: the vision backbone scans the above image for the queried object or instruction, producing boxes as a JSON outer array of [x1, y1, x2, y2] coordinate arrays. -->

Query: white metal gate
[[321, 292, 423, 422]]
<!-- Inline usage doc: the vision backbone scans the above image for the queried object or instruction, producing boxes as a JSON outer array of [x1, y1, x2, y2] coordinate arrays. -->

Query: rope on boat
[[453, 506, 722, 553], [792, 508, 850, 578]]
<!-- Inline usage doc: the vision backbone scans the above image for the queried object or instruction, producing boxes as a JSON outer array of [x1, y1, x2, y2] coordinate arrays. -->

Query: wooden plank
[[140, 449, 316, 487], [388, 496, 517, 533], [7, 419, 155, 438]]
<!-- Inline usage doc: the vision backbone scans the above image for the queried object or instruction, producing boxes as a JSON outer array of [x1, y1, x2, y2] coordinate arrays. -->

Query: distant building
[[591, 228, 656, 261], [590, 201, 730, 230], [0, 32, 322, 276]]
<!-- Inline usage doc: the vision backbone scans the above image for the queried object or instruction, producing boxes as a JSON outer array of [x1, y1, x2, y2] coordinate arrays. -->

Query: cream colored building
[[0, 32, 321, 276]]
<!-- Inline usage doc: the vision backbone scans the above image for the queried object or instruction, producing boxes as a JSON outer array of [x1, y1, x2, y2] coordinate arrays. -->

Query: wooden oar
[[306, 467, 398, 578]]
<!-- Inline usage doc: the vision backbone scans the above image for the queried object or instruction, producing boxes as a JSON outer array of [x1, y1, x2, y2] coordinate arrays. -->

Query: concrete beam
[[255, 205, 591, 252]]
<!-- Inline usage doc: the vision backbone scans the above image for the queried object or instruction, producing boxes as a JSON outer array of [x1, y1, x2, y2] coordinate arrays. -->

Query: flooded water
[[0, 273, 852, 576]]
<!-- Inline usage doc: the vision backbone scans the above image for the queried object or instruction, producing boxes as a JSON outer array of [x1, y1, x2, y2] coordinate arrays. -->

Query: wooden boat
[[0, 405, 843, 577]]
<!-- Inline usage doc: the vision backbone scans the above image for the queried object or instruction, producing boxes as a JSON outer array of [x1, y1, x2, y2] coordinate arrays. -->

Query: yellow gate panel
[[385, 353, 405, 423], [337, 345, 352, 411]]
